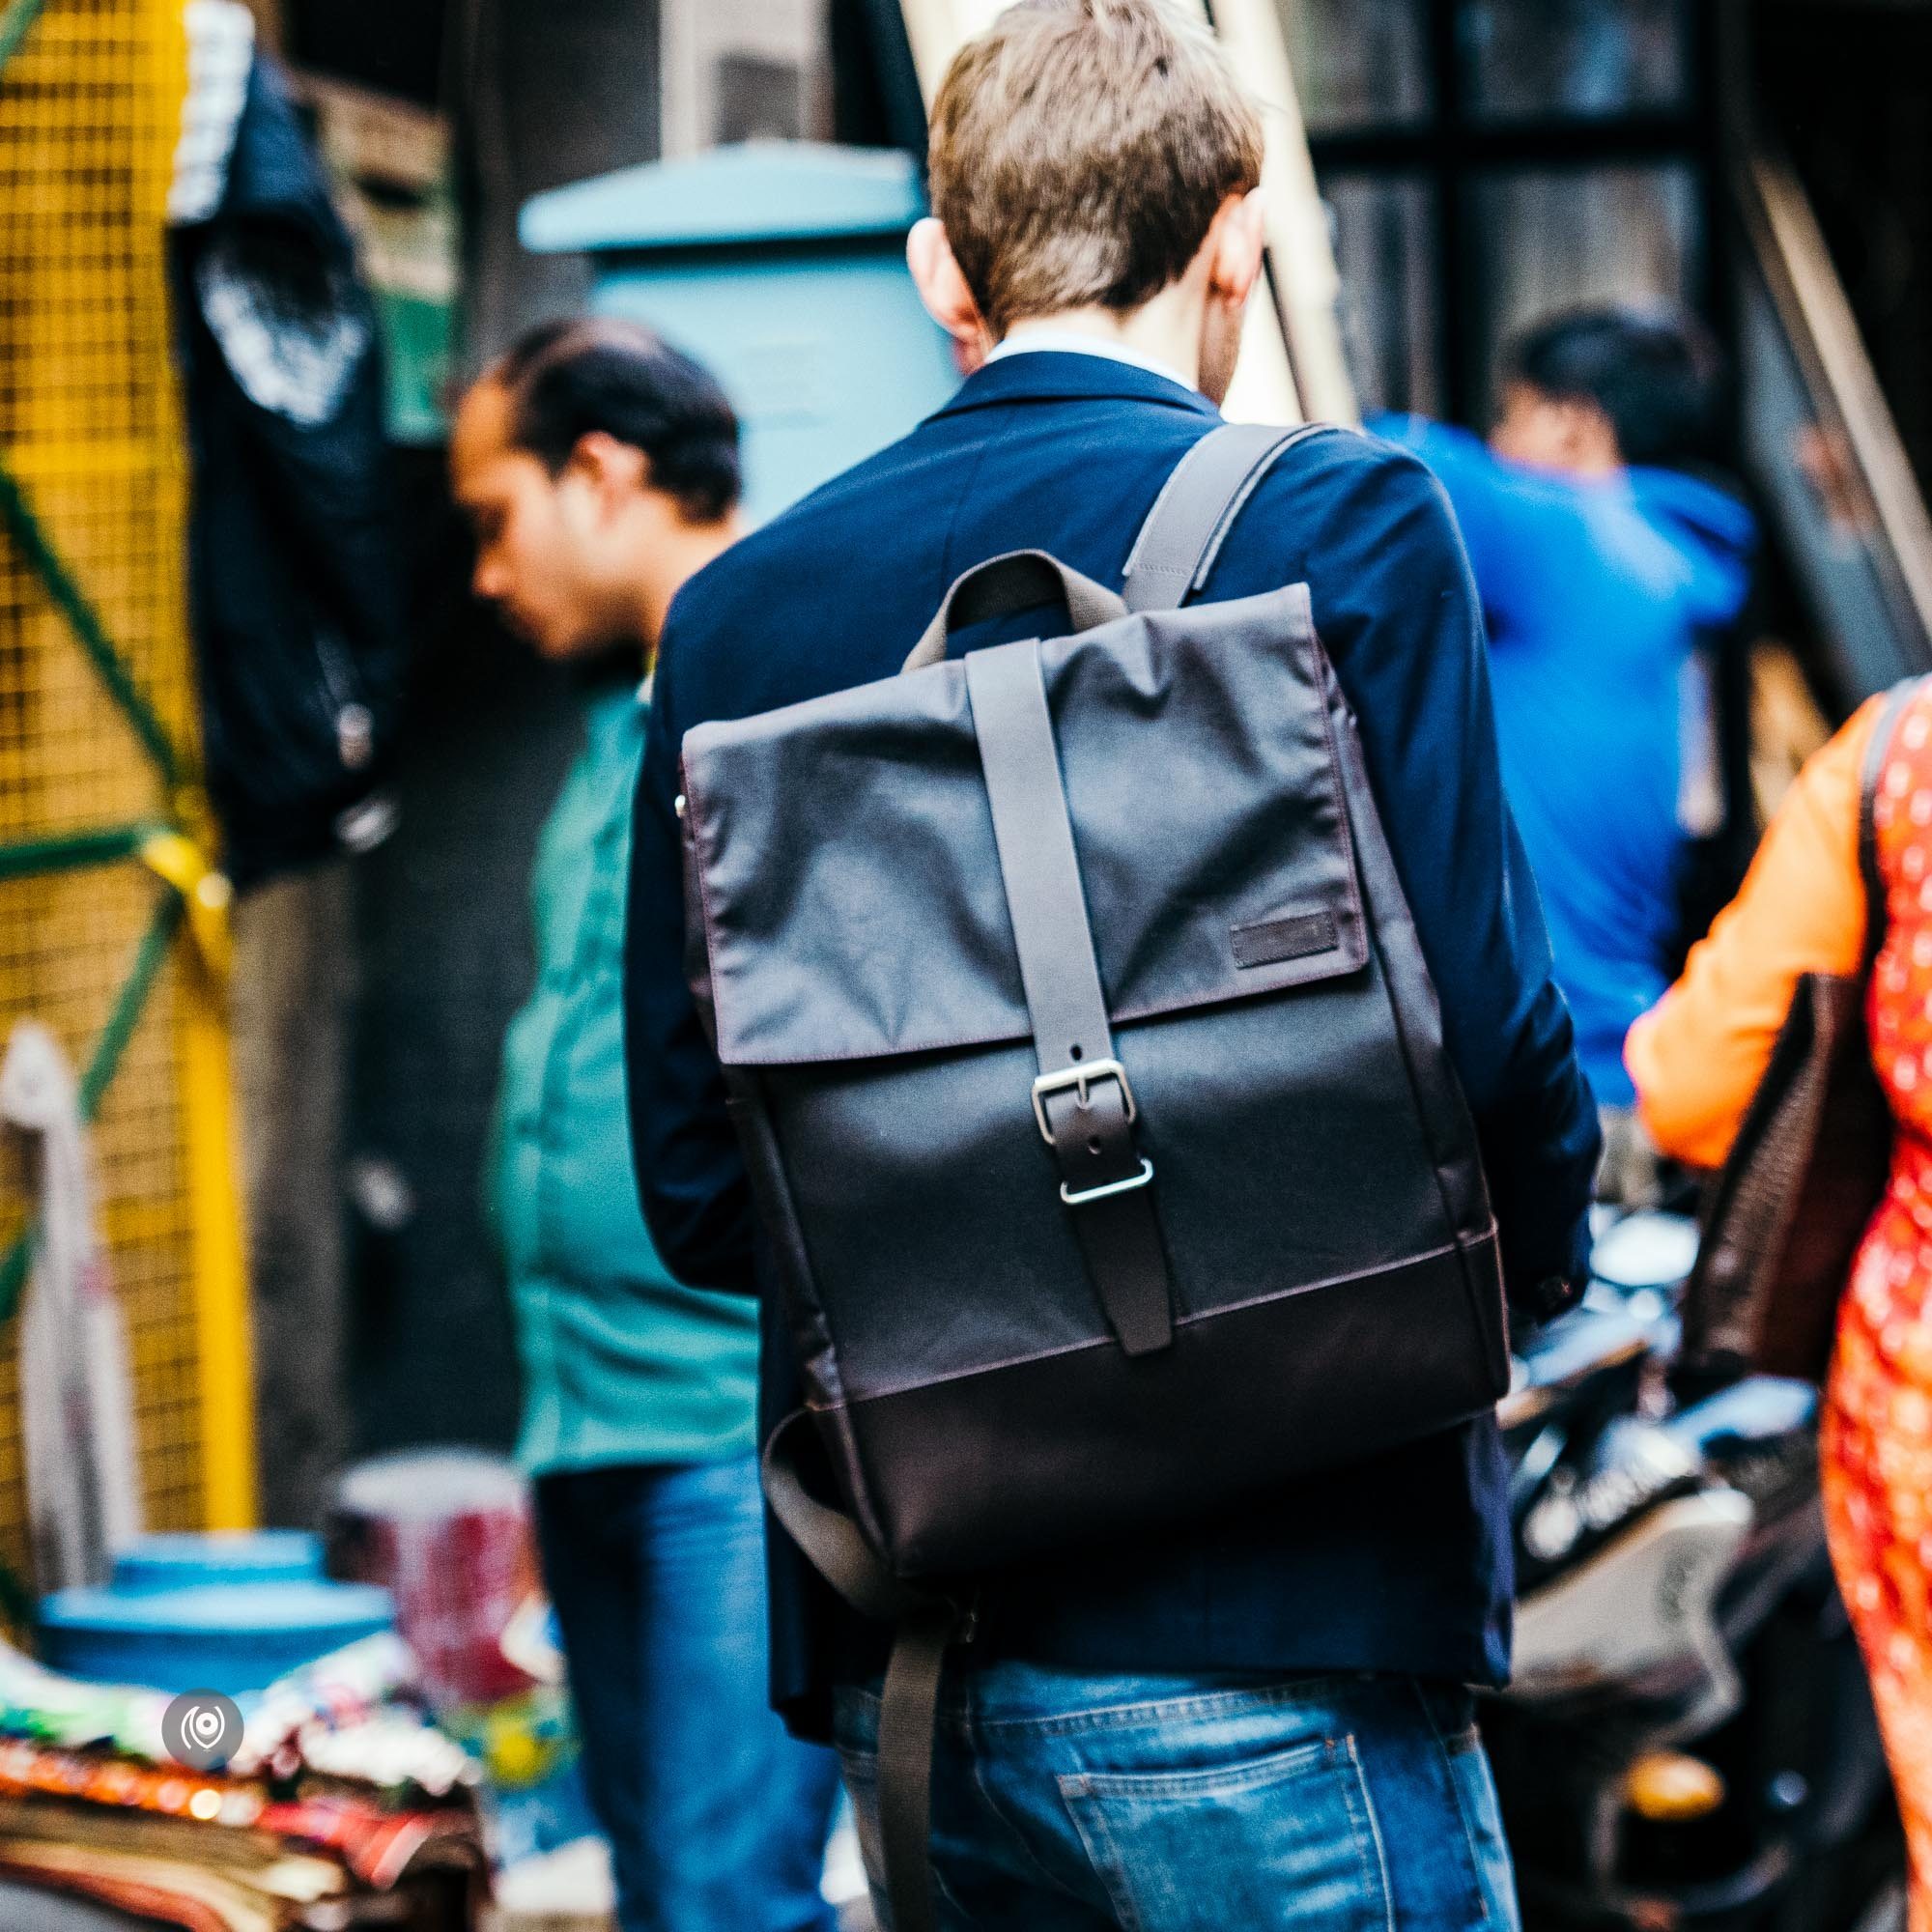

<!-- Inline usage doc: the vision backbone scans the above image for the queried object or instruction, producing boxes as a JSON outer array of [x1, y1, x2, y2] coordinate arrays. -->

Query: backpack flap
[[680, 582, 1367, 1071]]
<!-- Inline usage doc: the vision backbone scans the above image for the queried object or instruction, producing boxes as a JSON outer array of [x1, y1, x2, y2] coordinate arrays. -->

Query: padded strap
[[904, 550, 1127, 671], [1122, 421, 1331, 612], [761, 1412, 972, 1932], [965, 640, 1174, 1356], [1860, 678, 1925, 974]]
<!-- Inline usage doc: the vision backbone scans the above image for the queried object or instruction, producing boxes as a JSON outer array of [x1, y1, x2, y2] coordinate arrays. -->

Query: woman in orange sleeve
[[1628, 684, 1932, 1928]]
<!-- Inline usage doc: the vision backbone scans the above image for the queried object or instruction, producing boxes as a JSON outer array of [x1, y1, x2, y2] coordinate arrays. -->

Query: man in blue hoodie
[[1378, 305, 1756, 1148]]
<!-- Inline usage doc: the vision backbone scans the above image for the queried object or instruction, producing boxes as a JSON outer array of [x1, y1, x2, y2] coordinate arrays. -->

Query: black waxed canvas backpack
[[677, 423, 1511, 1932]]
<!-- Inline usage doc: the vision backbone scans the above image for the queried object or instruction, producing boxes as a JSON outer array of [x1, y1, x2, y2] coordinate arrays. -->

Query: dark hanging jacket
[[169, 54, 408, 890]]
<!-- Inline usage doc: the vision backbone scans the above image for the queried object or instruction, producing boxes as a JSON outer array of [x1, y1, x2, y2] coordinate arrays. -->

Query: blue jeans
[[832, 1662, 1519, 1931], [535, 1456, 841, 1932]]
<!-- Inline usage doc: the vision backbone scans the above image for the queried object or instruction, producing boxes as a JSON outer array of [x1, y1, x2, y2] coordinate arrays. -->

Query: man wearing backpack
[[625, 2, 1599, 1924]]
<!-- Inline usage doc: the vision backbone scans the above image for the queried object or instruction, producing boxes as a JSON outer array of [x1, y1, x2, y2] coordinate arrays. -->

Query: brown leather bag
[[1680, 679, 1920, 1381]]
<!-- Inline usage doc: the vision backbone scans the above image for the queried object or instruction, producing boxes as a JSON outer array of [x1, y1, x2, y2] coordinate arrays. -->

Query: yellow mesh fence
[[0, 0, 246, 1585]]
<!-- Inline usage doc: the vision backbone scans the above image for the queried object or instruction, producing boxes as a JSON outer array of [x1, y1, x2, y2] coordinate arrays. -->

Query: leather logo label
[[1231, 909, 1338, 969]]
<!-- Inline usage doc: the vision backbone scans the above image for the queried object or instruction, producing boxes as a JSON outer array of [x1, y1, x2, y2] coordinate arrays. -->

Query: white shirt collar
[[982, 328, 1199, 399]]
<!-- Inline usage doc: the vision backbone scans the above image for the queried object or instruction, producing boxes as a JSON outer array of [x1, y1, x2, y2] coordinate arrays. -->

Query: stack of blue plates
[[38, 1532, 393, 1696]]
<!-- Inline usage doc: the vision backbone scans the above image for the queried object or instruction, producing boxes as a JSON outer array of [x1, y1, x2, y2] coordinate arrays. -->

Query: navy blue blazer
[[625, 352, 1601, 1733]]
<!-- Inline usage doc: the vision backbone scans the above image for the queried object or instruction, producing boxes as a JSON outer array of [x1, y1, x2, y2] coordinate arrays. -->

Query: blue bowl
[[39, 1577, 393, 1696], [110, 1531, 324, 1597]]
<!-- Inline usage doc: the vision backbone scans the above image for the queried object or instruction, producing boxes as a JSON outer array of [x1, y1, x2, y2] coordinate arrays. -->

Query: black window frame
[[1303, 0, 1726, 425]]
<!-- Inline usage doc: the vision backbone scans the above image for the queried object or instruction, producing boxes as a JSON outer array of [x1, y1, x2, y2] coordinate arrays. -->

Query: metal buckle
[[1031, 1058, 1137, 1146], [1061, 1158, 1154, 1208]]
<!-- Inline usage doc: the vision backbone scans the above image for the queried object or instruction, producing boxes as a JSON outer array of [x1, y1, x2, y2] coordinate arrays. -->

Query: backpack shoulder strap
[[1122, 420, 1337, 612], [1861, 676, 1928, 971]]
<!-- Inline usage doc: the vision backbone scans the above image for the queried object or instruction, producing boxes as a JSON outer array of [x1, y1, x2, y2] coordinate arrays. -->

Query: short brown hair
[[929, 0, 1264, 336]]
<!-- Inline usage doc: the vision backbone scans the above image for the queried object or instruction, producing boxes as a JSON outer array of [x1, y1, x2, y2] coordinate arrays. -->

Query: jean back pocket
[[1056, 1731, 1394, 1932]]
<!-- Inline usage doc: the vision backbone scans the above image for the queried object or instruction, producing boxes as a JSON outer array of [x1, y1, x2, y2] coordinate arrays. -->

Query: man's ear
[[908, 217, 992, 368], [566, 430, 650, 513], [1206, 191, 1265, 311]]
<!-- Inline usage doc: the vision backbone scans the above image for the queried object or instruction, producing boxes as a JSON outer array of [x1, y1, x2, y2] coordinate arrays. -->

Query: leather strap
[[904, 550, 1127, 671], [965, 640, 1175, 1356], [760, 1411, 922, 1623], [877, 1605, 956, 1932], [761, 1412, 972, 1932], [1860, 678, 1924, 974], [1122, 421, 1331, 612]]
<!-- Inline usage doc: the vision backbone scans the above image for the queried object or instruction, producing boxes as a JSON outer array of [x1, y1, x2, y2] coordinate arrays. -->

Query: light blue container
[[520, 141, 960, 524], [109, 1530, 324, 1597], [40, 1532, 392, 1696]]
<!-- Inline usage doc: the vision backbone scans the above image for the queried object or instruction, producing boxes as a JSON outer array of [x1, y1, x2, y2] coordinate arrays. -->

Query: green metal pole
[[0, 465, 185, 791]]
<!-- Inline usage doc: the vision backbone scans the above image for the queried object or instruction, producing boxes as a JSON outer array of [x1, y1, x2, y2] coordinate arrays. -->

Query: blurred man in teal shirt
[[454, 318, 838, 1932]]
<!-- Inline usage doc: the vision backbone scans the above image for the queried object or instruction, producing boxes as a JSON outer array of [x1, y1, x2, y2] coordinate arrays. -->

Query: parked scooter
[[1484, 1211, 1907, 1932]]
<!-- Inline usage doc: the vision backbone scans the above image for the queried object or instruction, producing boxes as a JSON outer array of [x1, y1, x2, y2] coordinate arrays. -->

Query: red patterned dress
[[1827, 687, 1932, 1928], [1629, 683, 1932, 1927]]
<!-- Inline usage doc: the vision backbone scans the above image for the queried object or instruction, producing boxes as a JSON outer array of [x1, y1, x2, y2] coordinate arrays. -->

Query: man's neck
[[998, 290, 1206, 392]]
